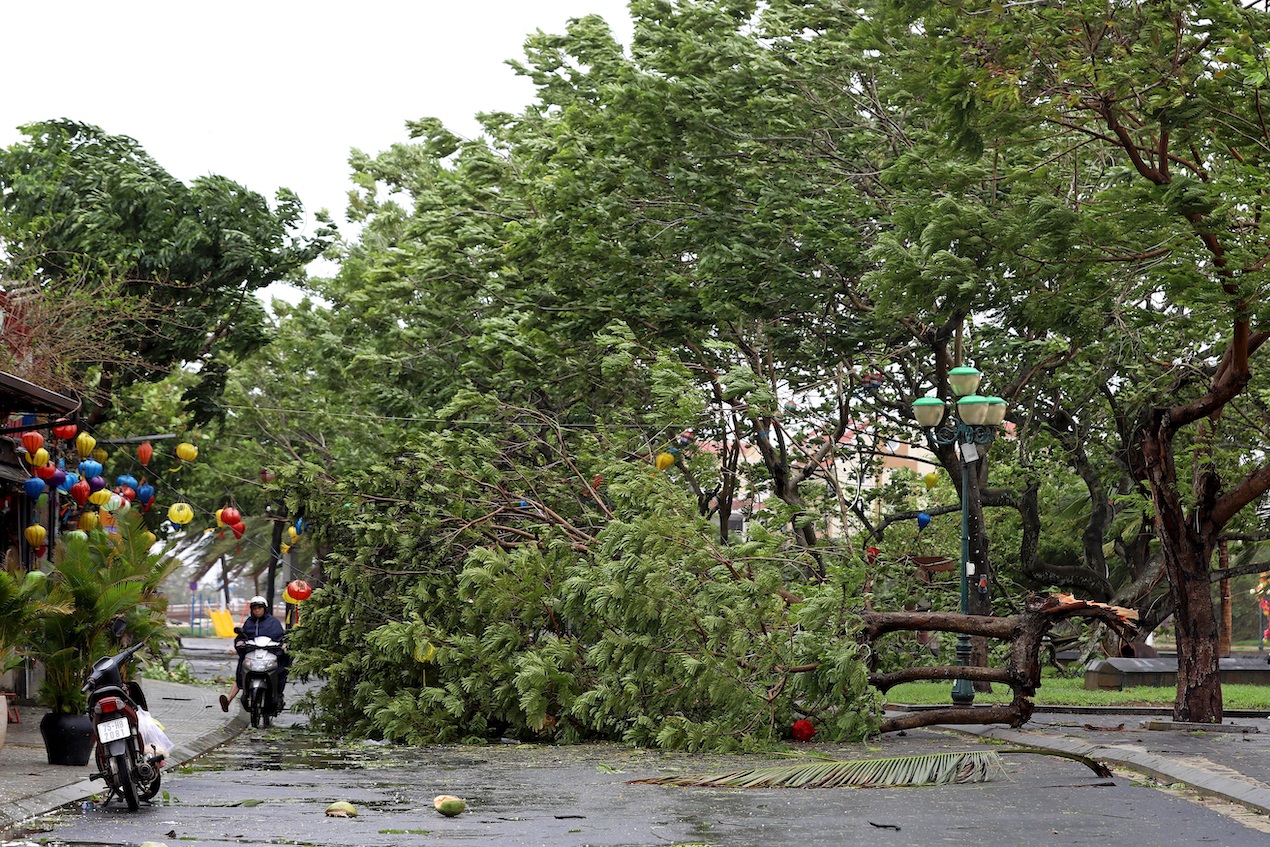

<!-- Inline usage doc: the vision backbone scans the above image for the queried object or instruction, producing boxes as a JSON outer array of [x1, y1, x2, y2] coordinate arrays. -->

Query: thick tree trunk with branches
[[862, 593, 1139, 733]]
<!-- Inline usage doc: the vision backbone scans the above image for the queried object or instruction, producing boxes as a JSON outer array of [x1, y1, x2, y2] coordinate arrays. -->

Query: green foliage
[[28, 515, 179, 713], [0, 119, 334, 423]]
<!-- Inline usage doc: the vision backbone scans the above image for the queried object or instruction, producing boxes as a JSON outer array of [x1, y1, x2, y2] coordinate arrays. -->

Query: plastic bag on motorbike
[[136, 708, 173, 757]]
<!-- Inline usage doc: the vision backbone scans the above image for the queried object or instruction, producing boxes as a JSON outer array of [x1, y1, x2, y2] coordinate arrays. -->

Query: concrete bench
[[1085, 655, 1270, 690]]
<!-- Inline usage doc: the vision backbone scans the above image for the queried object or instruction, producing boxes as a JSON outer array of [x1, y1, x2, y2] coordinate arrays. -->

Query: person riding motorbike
[[219, 596, 289, 712]]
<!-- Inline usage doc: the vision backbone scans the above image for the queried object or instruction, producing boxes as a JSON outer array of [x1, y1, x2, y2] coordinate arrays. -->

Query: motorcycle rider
[[219, 596, 289, 712]]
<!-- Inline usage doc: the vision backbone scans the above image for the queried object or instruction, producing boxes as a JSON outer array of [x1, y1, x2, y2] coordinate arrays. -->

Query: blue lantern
[[917, 511, 931, 530], [23, 477, 45, 499], [116, 474, 139, 490], [78, 459, 103, 480], [136, 483, 155, 506]]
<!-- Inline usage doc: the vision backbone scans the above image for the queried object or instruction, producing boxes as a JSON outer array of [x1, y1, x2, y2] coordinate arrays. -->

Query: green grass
[[885, 676, 1270, 711]]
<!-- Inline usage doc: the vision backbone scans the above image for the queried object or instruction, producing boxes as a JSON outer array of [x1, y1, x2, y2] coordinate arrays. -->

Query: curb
[[0, 707, 248, 839], [950, 723, 1270, 815]]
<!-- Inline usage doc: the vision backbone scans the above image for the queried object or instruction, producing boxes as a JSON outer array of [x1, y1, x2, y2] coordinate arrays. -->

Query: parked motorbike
[[235, 628, 286, 728], [82, 641, 164, 810]]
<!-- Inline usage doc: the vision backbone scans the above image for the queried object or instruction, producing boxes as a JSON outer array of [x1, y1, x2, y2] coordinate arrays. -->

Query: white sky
[[1, 1, 634, 280]]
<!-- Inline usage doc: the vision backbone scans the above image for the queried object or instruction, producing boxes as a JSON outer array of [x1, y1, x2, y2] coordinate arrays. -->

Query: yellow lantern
[[287, 526, 298, 540], [89, 488, 112, 506], [142, 531, 157, 548], [655, 452, 675, 471], [168, 502, 194, 525], [24, 524, 47, 547], [924, 472, 939, 490], [92, 447, 109, 463], [27, 447, 49, 467], [215, 508, 225, 527], [176, 442, 198, 462], [76, 431, 97, 459], [280, 543, 291, 554], [78, 511, 99, 531]]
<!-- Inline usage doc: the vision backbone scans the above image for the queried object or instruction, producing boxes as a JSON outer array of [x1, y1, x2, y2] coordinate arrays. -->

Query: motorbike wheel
[[250, 694, 263, 729], [137, 757, 162, 800], [113, 752, 140, 811]]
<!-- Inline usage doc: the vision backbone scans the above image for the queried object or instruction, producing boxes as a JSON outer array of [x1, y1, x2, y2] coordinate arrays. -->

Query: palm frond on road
[[629, 751, 1006, 789]]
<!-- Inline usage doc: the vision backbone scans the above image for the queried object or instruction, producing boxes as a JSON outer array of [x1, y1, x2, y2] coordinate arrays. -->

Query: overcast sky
[[1, 1, 634, 274]]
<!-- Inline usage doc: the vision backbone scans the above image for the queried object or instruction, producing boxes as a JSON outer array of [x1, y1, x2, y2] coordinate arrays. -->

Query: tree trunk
[[1144, 425, 1223, 723]]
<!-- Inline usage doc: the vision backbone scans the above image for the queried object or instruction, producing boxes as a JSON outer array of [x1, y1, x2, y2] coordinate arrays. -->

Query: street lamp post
[[913, 366, 1007, 707]]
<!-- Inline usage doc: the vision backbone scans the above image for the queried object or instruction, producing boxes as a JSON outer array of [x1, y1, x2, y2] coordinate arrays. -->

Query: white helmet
[[249, 595, 268, 607]]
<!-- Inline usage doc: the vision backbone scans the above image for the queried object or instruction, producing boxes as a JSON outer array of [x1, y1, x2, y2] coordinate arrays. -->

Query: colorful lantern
[[117, 485, 136, 502], [286, 579, 313, 602], [791, 719, 816, 742], [75, 431, 96, 458], [88, 475, 107, 492], [49, 468, 67, 489], [34, 463, 57, 481], [21, 431, 44, 454], [168, 502, 194, 525], [24, 524, 47, 547], [26, 447, 49, 468], [924, 472, 939, 490], [89, 488, 112, 506], [78, 459, 103, 480], [917, 511, 931, 530], [52, 420, 78, 440], [135, 483, 155, 506], [78, 511, 99, 531], [220, 506, 241, 526], [23, 477, 45, 499], [137, 441, 153, 466], [175, 442, 198, 462], [116, 474, 138, 490], [91, 447, 108, 463], [259, 468, 275, 483], [230, 521, 246, 539], [655, 452, 675, 471], [69, 479, 91, 506], [58, 471, 79, 493]]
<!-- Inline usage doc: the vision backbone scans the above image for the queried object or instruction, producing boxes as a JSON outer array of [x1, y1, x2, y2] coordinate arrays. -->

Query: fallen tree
[[863, 594, 1139, 733]]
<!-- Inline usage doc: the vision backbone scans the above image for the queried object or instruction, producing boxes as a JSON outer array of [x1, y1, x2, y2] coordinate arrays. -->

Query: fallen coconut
[[433, 795, 467, 816], [325, 801, 359, 817]]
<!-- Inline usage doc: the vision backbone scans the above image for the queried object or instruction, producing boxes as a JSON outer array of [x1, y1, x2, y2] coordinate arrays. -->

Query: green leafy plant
[[29, 515, 178, 713]]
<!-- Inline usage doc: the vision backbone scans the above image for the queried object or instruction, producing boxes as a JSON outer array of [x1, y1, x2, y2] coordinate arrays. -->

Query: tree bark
[[863, 593, 1138, 734]]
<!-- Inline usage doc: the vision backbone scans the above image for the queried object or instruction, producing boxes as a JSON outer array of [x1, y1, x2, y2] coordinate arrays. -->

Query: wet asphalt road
[[10, 645, 1270, 847]]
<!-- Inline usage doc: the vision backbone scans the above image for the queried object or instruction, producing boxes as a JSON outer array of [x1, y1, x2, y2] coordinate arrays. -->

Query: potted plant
[[0, 566, 69, 751], [29, 514, 177, 765]]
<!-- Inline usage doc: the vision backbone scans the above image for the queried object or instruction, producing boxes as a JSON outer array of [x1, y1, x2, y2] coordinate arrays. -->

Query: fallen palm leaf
[[628, 751, 1006, 789]]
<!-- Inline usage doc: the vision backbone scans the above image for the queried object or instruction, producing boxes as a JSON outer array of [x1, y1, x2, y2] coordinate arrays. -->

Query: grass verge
[[885, 676, 1270, 711]]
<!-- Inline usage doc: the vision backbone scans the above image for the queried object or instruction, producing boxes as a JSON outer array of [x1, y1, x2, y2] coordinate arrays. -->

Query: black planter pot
[[39, 712, 94, 766]]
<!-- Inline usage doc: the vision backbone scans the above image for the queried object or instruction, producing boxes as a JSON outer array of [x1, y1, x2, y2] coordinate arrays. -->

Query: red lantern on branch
[[21, 431, 43, 455], [230, 521, 246, 539], [220, 506, 241, 527], [286, 579, 312, 602]]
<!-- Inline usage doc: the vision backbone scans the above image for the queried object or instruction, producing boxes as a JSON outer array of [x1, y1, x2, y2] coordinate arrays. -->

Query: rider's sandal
[[219, 694, 230, 712]]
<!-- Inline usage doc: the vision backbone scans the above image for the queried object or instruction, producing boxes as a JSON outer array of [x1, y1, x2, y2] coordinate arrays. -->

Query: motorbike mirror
[[109, 617, 127, 639], [233, 626, 243, 635]]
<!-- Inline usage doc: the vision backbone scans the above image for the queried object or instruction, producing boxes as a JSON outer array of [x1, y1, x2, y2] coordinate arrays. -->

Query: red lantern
[[69, 478, 91, 507], [21, 431, 43, 454], [52, 420, 78, 440], [259, 468, 275, 483], [220, 506, 242, 526], [137, 441, 153, 466], [286, 579, 313, 602], [117, 485, 137, 502], [230, 521, 246, 539], [791, 719, 815, 742], [34, 463, 58, 481]]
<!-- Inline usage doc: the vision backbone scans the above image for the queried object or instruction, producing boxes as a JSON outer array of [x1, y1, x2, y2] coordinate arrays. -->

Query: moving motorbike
[[83, 641, 164, 810], [236, 627, 286, 728]]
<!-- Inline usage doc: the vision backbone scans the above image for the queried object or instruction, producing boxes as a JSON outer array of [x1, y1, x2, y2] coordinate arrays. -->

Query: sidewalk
[[2, 669, 1268, 837], [0, 675, 246, 837]]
